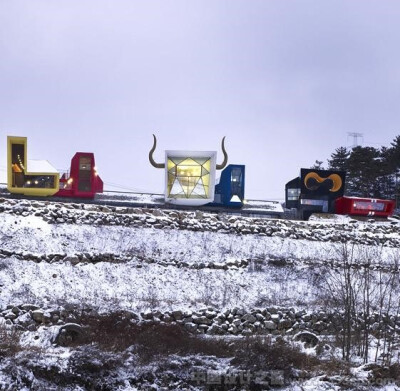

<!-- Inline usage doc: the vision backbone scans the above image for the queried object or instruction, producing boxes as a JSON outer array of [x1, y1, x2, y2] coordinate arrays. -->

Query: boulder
[[242, 314, 257, 323], [264, 321, 277, 330], [31, 310, 45, 323], [184, 322, 198, 333], [313, 321, 326, 332], [294, 331, 320, 348], [4, 312, 17, 320], [255, 313, 265, 322], [232, 319, 241, 327], [16, 312, 35, 328], [207, 324, 225, 335], [205, 310, 217, 319], [278, 319, 293, 330], [192, 316, 213, 326], [64, 256, 80, 265], [228, 326, 238, 334], [172, 310, 183, 321], [54, 323, 85, 346]]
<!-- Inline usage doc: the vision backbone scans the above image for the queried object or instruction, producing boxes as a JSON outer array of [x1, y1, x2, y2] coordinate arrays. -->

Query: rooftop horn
[[149, 134, 165, 169], [216, 136, 228, 170]]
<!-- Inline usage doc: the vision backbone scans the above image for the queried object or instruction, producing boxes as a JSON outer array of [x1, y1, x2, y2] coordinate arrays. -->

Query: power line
[[103, 181, 156, 193]]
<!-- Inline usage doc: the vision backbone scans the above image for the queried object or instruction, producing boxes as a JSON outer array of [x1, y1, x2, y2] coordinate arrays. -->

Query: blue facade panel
[[212, 164, 245, 207]]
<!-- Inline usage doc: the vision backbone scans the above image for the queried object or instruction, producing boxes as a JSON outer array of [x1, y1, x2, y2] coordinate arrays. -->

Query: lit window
[[167, 157, 211, 199]]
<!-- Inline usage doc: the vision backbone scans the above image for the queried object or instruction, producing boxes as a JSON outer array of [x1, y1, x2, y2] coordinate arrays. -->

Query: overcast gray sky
[[1, 0, 400, 200]]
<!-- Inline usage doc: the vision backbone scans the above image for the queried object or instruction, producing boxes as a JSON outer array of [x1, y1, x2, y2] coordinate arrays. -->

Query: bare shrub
[[76, 312, 326, 376], [322, 244, 400, 364], [0, 259, 10, 271], [248, 257, 265, 272], [231, 335, 319, 373], [78, 314, 230, 363], [0, 324, 22, 357], [140, 284, 160, 308]]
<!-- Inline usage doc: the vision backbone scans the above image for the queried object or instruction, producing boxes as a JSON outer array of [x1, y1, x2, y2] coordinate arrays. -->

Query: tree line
[[312, 136, 400, 201]]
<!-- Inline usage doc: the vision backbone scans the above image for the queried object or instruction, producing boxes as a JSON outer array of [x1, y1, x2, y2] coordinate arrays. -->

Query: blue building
[[213, 164, 245, 208]]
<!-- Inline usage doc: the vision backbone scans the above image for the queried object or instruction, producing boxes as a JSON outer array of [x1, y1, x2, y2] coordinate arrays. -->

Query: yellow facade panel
[[7, 136, 59, 196]]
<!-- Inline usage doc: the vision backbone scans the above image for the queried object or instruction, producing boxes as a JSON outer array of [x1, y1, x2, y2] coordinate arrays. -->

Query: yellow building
[[7, 136, 59, 196]]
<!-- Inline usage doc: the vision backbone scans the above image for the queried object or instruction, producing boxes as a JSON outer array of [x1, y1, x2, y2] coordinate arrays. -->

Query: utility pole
[[347, 132, 364, 148]]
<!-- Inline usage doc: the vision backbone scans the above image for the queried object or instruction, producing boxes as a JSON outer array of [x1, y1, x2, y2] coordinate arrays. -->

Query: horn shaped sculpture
[[216, 136, 228, 170], [149, 134, 165, 168]]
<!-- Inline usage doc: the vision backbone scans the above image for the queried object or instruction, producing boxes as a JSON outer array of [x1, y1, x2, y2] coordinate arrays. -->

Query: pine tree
[[346, 146, 381, 197], [328, 147, 349, 171], [309, 135, 400, 203], [310, 160, 324, 170], [388, 135, 400, 171], [378, 147, 396, 199], [385, 136, 400, 202]]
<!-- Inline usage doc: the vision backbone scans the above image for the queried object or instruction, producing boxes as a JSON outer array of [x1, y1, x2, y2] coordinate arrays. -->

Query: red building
[[335, 196, 395, 218], [56, 153, 103, 199]]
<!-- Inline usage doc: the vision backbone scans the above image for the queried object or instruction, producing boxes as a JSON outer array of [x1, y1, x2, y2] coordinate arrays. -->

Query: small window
[[230, 168, 243, 199], [78, 156, 92, 192], [79, 157, 92, 171], [287, 188, 300, 201], [231, 168, 242, 184]]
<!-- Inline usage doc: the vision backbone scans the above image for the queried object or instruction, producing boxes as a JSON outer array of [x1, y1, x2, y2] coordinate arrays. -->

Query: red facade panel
[[56, 152, 103, 199], [335, 196, 395, 218]]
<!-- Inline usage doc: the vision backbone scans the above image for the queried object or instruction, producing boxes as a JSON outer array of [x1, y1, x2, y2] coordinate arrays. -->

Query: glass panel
[[79, 157, 91, 171], [170, 157, 186, 165], [192, 158, 209, 165], [167, 156, 212, 199], [231, 168, 242, 183], [78, 156, 92, 191], [203, 159, 211, 172], [11, 144, 25, 187], [192, 179, 207, 197], [300, 199, 326, 206], [170, 178, 185, 196], [167, 159, 176, 171], [167, 173, 175, 196], [201, 166, 210, 175], [177, 158, 198, 166], [301, 199, 328, 212], [177, 165, 201, 177], [353, 201, 385, 212], [287, 188, 301, 197], [23, 175, 55, 189], [230, 168, 243, 199], [202, 173, 210, 187]]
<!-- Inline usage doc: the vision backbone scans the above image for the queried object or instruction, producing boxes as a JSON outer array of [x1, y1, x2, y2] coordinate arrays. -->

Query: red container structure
[[335, 196, 396, 218], [56, 153, 103, 199]]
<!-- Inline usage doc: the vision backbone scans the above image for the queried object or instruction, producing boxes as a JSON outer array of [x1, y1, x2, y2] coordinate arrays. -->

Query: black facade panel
[[285, 176, 301, 209], [300, 168, 346, 199]]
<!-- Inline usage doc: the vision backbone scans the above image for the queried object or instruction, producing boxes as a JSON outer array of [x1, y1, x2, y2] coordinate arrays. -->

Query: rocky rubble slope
[[1, 197, 400, 246]]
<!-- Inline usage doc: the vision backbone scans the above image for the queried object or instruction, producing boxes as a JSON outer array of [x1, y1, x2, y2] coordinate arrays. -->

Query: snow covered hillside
[[1, 197, 400, 390]]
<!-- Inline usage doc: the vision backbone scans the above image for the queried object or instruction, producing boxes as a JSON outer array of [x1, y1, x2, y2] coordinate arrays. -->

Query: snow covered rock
[[54, 323, 85, 346], [264, 321, 277, 330]]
